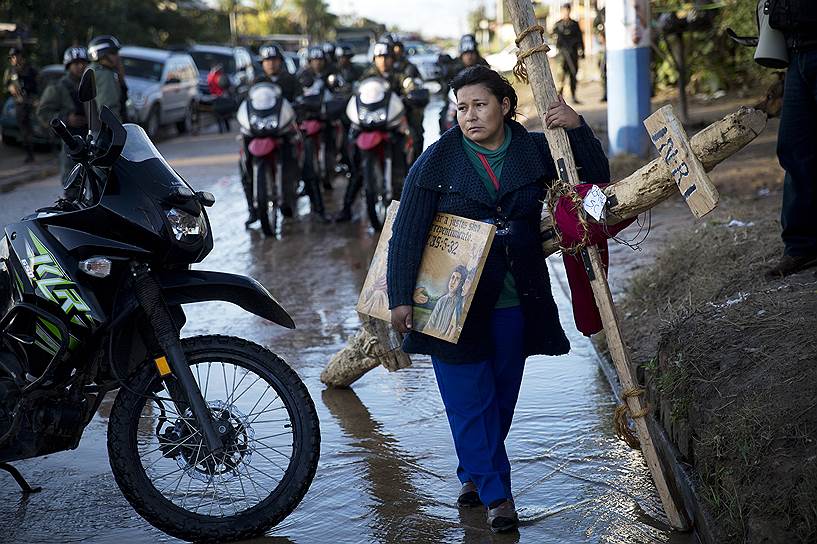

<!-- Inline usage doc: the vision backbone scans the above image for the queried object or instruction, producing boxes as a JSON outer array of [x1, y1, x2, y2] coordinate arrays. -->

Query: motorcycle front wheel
[[363, 150, 389, 231], [254, 160, 279, 237], [107, 335, 320, 542]]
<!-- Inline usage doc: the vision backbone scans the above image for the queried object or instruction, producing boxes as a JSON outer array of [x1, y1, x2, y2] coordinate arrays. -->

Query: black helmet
[[63, 46, 89, 68], [8, 47, 23, 58], [459, 34, 478, 55], [88, 35, 121, 61], [335, 43, 354, 58], [307, 46, 325, 61], [259, 43, 284, 61], [372, 41, 393, 59]]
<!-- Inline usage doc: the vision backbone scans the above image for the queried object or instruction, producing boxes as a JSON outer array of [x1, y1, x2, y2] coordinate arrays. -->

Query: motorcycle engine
[[0, 375, 20, 437]]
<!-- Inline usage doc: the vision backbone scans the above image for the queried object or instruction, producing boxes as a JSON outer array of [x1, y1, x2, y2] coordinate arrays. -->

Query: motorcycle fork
[[130, 263, 223, 455]]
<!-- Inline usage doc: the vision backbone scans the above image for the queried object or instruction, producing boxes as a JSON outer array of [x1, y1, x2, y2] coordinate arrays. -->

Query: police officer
[[255, 43, 301, 101], [3, 47, 39, 163], [552, 2, 584, 103], [439, 34, 489, 133], [321, 42, 338, 74], [335, 44, 363, 91], [241, 43, 302, 227], [392, 39, 421, 79], [87, 35, 127, 121], [298, 46, 334, 89], [37, 47, 90, 192], [337, 41, 415, 222], [334, 44, 362, 178]]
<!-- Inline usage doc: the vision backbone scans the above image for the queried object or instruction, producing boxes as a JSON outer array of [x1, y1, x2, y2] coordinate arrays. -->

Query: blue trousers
[[431, 306, 526, 507], [779, 49, 817, 257]]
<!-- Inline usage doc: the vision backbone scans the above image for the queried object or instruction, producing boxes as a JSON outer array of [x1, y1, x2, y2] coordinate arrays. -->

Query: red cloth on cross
[[553, 183, 636, 336]]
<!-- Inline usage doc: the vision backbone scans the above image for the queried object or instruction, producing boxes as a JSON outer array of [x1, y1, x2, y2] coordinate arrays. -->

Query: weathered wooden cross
[[319, 0, 767, 532]]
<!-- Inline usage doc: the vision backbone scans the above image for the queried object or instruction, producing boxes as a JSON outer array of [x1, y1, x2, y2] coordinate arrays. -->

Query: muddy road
[[0, 99, 694, 543]]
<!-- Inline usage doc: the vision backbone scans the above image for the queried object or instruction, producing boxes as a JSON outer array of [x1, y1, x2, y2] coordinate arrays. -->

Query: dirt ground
[[520, 77, 817, 543]]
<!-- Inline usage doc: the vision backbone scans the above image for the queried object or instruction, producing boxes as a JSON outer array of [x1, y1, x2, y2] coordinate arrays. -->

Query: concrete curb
[[0, 163, 58, 193]]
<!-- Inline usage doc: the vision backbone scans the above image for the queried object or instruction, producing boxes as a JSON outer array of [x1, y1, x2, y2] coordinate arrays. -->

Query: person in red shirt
[[207, 64, 232, 132]]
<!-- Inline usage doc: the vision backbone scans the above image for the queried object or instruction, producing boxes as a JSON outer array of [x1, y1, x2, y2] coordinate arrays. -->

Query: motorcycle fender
[[301, 119, 323, 137], [156, 270, 295, 329], [248, 137, 278, 157], [357, 131, 387, 151]]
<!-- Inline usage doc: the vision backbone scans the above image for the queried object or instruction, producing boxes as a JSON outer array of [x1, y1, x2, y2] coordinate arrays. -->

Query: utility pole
[[605, 0, 651, 156]]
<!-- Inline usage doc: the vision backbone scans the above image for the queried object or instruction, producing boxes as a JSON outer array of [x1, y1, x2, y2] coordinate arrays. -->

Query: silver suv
[[121, 46, 200, 138]]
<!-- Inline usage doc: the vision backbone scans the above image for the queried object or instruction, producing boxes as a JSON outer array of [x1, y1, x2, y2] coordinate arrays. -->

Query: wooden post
[[505, 0, 690, 530]]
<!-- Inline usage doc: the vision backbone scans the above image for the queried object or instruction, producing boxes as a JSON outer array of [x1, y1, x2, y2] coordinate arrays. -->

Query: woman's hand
[[391, 305, 413, 333], [545, 95, 581, 130]]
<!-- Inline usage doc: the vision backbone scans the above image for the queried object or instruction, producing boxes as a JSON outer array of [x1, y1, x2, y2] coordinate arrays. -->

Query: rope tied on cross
[[613, 387, 651, 449], [513, 25, 550, 84]]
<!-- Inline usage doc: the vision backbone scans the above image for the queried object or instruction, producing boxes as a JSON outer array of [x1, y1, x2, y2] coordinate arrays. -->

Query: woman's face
[[456, 84, 510, 148]]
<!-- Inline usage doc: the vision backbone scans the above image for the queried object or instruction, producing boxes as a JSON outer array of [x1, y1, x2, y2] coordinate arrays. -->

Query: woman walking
[[387, 66, 609, 533]]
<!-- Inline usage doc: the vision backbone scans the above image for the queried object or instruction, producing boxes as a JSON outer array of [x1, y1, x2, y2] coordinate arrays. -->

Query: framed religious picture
[[356, 201, 496, 344]]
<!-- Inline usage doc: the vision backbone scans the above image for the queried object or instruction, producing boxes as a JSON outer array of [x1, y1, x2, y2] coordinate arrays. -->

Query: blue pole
[[605, 0, 651, 156]]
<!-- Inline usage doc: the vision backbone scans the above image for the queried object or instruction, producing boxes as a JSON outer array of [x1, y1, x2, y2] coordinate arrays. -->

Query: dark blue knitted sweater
[[387, 118, 610, 363]]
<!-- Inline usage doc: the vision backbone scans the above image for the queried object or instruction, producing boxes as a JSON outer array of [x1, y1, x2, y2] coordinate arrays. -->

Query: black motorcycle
[[0, 70, 320, 542]]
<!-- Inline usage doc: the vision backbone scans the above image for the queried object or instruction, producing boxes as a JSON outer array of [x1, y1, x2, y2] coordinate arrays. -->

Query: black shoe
[[601, 95, 607, 103], [334, 208, 353, 223], [457, 482, 482, 508], [487, 500, 518, 533], [765, 253, 817, 280], [244, 211, 258, 228], [571, 97, 582, 104]]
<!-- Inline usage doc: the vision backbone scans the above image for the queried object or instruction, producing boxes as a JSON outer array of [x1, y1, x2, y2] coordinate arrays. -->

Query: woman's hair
[[450, 65, 518, 121]]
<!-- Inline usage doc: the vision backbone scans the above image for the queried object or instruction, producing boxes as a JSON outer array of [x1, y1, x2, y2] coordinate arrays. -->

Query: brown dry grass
[[619, 197, 817, 543]]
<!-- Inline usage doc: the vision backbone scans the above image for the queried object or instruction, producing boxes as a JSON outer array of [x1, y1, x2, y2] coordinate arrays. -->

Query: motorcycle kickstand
[[0, 462, 42, 493]]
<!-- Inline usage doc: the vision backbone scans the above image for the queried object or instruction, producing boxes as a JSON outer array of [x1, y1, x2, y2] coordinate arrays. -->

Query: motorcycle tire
[[302, 138, 324, 216], [255, 160, 278, 237], [107, 335, 320, 543], [363, 151, 389, 231]]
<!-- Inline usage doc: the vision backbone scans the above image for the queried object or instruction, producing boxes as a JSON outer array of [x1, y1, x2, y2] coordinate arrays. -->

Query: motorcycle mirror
[[78, 69, 97, 102], [80, 68, 101, 136], [62, 163, 85, 191]]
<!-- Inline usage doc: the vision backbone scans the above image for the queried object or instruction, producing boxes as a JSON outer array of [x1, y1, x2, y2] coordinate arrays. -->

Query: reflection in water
[[322, 388, 451, 544]]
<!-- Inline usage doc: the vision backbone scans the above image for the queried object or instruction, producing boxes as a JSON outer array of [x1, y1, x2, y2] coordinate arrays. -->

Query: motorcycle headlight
[[166, 208, 207, 243], [361, 108, 387, 125]]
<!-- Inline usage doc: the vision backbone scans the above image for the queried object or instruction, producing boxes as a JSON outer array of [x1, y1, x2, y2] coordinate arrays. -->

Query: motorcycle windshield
[[249, 84, 281, 110], [358, 78, 389, 105], [117, 124, 188, 190]]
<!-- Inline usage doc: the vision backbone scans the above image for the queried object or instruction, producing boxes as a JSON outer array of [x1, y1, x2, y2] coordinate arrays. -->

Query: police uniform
[[89, 63, 125, 121], [37, 73, 87, 181]]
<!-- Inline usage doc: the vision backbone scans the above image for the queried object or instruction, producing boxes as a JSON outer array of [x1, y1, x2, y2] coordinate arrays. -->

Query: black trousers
[[778, 49, 817, 257], [15, 101, 34, 154]]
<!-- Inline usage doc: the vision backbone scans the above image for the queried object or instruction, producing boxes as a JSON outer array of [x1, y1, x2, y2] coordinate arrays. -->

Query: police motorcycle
[[237, 82, 301, 236], [294, 74, 347, 219], [346, 75, 428, 230], [0, 70, 319, 542], [440, 88, 458, 134]]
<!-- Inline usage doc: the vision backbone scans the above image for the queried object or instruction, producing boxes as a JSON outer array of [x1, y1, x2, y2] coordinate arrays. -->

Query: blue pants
[[431, 306, 525, 507], [779, 49, 817, 257]]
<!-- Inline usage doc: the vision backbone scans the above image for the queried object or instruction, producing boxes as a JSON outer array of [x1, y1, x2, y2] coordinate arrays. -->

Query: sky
[[326, 0, 494, 39]]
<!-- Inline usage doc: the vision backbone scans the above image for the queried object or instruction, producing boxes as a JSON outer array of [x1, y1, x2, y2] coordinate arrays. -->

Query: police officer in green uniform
[[254, 43, 302, 101], [3, 47, 39, 163], [87, 35, 127, 121], [37, 47, 90, 193]]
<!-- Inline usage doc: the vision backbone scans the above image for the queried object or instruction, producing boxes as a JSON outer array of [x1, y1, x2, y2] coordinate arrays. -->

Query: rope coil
[[613, 387, 651, 449], [513, 24, 550, 84]]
